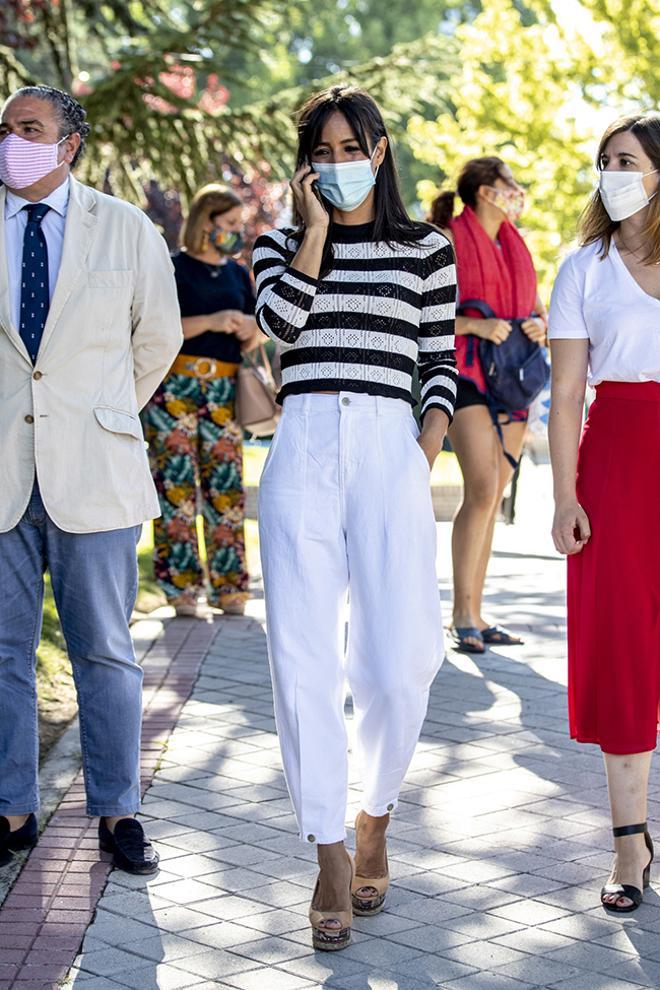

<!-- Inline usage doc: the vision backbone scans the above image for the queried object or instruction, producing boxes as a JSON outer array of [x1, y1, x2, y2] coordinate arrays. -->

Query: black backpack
[[458, 299, 550, 413], [457, 299, 550, 467]]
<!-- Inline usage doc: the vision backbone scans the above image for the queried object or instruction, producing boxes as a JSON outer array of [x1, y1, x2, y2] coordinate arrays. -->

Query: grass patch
[[136, 528, 166, 614]]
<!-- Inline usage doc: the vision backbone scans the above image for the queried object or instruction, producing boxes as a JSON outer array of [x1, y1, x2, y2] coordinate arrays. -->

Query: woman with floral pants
[[144, 184, 261, 616]]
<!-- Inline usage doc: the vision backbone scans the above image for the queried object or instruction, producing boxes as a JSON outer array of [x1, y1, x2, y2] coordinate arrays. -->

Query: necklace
[[617, 233, 659, 266], [203, 263, 221, 278], [190, 252, 227, 278]]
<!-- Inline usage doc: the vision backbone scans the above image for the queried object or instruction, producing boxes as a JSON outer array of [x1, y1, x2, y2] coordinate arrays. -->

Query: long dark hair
[[579, 112, 660, 264], [429, 157, 514, 228], [289, 85, 431, 276]]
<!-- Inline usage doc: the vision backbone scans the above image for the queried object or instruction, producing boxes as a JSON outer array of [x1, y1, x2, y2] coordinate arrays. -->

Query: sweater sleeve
[[252, 229, 319, 348], [417, 238, 458, 423]]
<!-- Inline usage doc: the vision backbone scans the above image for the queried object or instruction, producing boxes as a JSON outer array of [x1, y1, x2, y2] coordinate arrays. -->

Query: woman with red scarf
[[430, 157, 547, 654]]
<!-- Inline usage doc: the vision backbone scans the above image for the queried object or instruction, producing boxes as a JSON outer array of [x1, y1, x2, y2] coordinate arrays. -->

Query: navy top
[[173, 252, 256, 363]]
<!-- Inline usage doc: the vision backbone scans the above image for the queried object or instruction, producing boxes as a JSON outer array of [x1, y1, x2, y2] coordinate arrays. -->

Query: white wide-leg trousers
[[258, 392, 445, 844]]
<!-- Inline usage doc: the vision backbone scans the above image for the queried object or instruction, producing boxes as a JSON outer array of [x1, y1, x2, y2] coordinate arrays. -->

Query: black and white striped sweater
[[252, 221, 458, 422]]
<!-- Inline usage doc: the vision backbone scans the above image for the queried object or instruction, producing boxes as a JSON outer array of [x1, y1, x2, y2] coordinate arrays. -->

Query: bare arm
[[181, 310, 243, 340], [419, 407, 450, 468], [454, 314, 510, 342], [535, 292, 548, 324], [548, 338, 591, 554], [520, 292, 549, 344], [182, 315, 210, 339]]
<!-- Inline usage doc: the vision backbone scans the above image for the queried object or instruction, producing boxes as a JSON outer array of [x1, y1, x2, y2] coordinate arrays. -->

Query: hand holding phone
[[290, 163, 329, 230]]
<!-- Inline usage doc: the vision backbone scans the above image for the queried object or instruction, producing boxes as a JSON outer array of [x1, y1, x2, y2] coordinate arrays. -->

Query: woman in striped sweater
[[253, 86, 457, 951]]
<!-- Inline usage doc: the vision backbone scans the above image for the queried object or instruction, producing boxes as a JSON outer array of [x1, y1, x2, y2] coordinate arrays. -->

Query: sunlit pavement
[[5, 458, 660, 990]]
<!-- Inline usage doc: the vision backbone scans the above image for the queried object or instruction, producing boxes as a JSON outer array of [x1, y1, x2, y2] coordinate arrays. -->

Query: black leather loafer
[[0, 813, 38, 857], [98, 817, 160, 875]]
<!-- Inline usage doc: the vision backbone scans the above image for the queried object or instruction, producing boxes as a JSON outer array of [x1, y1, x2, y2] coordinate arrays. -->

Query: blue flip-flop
[[450, 626, 485, 654]]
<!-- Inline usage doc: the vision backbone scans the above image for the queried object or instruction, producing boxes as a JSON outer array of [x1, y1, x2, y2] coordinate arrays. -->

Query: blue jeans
[[0, 484, 143, 817]]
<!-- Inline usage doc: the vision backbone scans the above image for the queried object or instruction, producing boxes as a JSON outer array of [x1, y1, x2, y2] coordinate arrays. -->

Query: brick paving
[[0, 620, 218, 989], [4, 459, 660, 989]]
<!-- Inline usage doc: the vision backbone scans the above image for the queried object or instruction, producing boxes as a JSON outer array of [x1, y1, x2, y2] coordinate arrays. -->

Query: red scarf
[[449, 206, 537, 388]]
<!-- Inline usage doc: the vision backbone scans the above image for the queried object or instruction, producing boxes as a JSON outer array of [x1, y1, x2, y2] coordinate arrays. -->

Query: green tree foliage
[[0, 0, 459, 205], [409, 0, 659, 297], [535, 0, 660, 107], [0, 0, 299, 200], [221, 0, 475, 202], [409, 0, 593, 296]]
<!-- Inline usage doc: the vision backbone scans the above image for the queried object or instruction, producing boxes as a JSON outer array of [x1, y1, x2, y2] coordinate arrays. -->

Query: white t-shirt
[[548, 238, 660, 385]]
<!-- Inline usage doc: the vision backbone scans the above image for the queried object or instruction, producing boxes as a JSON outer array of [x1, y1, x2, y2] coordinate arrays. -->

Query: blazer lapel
[[0, 186, 31, 364], [38, 177, 98, 357]]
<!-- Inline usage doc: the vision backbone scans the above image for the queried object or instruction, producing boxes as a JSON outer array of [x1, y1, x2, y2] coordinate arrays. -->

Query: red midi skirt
[[568, 381, 660, 754]]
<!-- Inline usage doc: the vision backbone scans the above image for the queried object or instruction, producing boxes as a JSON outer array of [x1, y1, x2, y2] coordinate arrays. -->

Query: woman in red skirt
[[549, 113, 660, 913]]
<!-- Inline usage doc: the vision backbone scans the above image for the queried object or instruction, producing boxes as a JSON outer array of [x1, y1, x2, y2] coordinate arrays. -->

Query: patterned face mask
[[487, 186, 525, 223], [210, 227, 245, 256]]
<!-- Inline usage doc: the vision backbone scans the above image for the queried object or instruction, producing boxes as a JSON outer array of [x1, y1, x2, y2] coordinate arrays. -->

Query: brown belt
[[170, 354, 240, 380]]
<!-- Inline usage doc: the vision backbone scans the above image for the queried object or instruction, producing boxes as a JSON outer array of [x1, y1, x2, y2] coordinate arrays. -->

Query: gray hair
[[9, 86, 91, 167]]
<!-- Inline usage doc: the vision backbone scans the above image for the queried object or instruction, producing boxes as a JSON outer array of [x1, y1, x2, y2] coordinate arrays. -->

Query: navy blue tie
[[19, 203, 50, 363]]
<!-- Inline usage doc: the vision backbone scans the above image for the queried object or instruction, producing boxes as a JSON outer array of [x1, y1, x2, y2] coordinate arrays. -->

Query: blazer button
[[33, 371, 43, 380], [25, 414, 34, 424]]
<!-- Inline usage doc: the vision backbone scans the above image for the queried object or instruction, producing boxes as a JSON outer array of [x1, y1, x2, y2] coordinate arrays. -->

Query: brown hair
[[578, 113, 660, 264], [428, 157, 514, 228], [181, 183, 242, 253]]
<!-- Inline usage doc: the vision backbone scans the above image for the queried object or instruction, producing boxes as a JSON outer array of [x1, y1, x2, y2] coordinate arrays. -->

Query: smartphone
[[307, 158, 323, 203]]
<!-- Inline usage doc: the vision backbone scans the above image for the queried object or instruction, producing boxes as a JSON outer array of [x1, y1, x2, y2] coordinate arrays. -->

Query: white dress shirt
[[4, 177, 70, 331]]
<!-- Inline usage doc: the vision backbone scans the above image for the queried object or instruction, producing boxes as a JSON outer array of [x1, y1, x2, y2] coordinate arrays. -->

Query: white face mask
[[599, 168, 658, 222], [311, 148, 378, 212]]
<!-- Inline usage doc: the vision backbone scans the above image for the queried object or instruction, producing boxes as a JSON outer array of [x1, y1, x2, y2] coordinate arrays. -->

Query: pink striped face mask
[[0, 133, 69, 190]]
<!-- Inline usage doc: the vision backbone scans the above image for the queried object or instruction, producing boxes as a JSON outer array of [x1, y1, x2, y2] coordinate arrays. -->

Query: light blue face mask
[[312, 148, 378, 212]]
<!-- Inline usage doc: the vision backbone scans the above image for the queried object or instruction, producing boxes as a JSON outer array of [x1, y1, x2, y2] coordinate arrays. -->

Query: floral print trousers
[[143, 370, 249, 608]]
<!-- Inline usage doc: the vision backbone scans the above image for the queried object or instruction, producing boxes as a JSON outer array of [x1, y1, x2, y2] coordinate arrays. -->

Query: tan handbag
[[236, 343, 281, 437]]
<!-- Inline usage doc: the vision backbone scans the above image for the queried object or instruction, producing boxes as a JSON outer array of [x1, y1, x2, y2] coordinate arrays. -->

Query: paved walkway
[[4, 459, 660, 989]]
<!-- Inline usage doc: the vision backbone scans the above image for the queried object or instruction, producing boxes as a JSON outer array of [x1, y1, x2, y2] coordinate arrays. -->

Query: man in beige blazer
[[0, 85, 183, 873]]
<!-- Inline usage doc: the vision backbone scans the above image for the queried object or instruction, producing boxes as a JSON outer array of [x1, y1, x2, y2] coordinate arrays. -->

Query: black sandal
[[449, 626, 485, 654], [600, 822, 654, 913], [481, 624, 524, 646]]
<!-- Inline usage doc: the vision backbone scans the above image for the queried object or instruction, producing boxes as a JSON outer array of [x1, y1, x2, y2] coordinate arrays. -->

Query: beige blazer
[[0, 177, 183, 533]]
